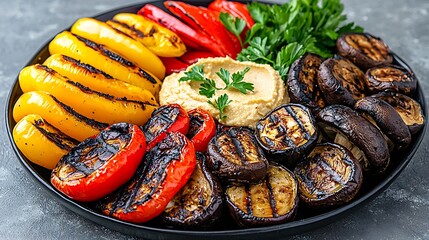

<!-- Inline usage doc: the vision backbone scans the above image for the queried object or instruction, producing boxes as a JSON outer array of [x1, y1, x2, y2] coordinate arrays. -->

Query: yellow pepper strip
[[13, 91, 108, 142], [48, 31, 162, 97], [44, 54, 158, 106], [13, 114, 78, 170], [18, 64, 157, 126], [70, 17, 166, 79], [108, 13, 186, 57]]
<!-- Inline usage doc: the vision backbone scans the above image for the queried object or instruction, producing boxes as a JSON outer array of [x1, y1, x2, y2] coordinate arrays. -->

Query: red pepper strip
[[138, 4, 224, 56], [207, 9, 242, 54], [208, 0, 255, 29], [186, 108, 216, 152], [160, 57, 189, 75], [51, 123, 146, 202], [164, 1, 239, 58], [101, 131, 196, 223], [179, 50, 217, 65]]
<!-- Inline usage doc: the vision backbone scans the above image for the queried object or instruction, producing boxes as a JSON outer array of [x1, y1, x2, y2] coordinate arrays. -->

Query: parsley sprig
[[179, 65, 253, 119], [219, 12, 246, 47]]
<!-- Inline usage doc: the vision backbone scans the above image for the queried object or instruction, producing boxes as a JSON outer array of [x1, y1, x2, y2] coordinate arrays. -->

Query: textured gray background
[[1, 0, 428, 239]]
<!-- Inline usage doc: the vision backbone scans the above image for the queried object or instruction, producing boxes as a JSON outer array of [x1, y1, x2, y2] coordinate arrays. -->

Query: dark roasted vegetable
[[318, 58, 366, 106], [365, 65, 417, 95], [317, 105, 390, 173], [336, 33, 393, 70], [225, 163, 299, 227], [287, 53, 326, 112], [161, 152, 223, 229], [255, 103, 318, 166], [206, 127, 268, 184], [186, 108, 216, 152], [355, 97, 411, 151], [294, 143, 363, 208], [372, 92, 425, 135], [100, 132, 196, 223]]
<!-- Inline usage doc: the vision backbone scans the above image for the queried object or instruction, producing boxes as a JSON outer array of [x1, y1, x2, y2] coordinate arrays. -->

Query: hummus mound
[[159, 57, 289, 128]]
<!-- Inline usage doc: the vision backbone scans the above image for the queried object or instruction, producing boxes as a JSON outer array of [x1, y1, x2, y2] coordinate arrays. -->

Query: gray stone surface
[[0, 0, 428, 239]]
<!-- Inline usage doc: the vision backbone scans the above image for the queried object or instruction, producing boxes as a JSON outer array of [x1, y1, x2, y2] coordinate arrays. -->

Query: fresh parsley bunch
[[237, 0, 363, 81]]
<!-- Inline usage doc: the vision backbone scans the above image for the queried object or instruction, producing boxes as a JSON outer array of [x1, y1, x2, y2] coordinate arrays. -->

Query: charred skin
[[365, 65, 417, 95], [317, 105, 390, 173], [287, 53, 326, 113], [355, 97, 411, 151], [294, 143, 363, 208], [373, 92, 425, 135], [225, 163, 299, 227], [207, 127, 268, 184], [161, 152, 223, 229], [336, 33, 393, 70], [255, 104, 318, 166], [100, 132, 196, 223], [318, 58, 366, 107]]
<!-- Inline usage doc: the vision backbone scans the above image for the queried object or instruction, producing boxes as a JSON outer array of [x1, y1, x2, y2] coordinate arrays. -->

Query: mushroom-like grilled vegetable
[[355, 97, 411, 151], [225, 163, 299, 227], [365, 65, 417, 95], [287, 53, 326, 112], [317, 105, 390, 173], [336, 33, 393, 70], [294, 143, 363, 208], [162, 152, 223, 229], [318, 58, 366, 106], [255, 104, 317, 166], [373, 92, 425, 135], [206, 127, 268, 184]]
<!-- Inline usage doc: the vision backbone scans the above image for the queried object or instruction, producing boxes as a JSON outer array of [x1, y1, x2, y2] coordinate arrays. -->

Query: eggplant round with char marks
[[336, 33, 393, 70], [206, 127, 268, 184], [355, 97, 411, 151], [255, 103, 318, 166], [161, 152, 223, 229], [365, 65, 417, 95], [225, 163, 299, 227], [318, 58, 366, 106], [294, 143, 363, 208], [287, 53, 326, 112], [317, 105, 390, 173], [372, 92, 425, 135]]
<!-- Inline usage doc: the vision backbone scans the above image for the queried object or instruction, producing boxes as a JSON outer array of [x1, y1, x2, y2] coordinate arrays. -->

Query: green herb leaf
[[216, 68, 231, 88], [230, 67, 253, 94], [219, 12, 246, 47], [179, 65, 206, 82], [208, 94, 233, 120]]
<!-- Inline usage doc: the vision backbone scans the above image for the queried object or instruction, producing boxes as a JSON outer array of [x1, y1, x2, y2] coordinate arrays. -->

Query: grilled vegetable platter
[[5, 0, 427, 238]]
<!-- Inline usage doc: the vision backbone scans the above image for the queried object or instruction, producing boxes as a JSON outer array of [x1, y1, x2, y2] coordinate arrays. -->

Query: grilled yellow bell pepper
[[19, 64, 157, 126], [13, 91, 108, 142], [48, 31, 162, 96], [107, 13, 186, 57], [44, 54, 158, 105], [13, 114, 77, 170], [70, 17, 166, 79]]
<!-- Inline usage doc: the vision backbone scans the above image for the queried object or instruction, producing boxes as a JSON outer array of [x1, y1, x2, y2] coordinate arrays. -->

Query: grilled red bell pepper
[[142, 103, 190, 148], [138, 4, 224, 56], [164, 1, 240, 58], [179, 50, 217, 65], [160, 57, 189, 75], [50, 123, 146, 202], [208, 0, 255, 29], [100, 131, 196, 223], [186, 108, 216, 152]]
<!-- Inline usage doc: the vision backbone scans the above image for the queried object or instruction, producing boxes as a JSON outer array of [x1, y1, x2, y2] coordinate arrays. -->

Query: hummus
[[159, 57, 289, 128]]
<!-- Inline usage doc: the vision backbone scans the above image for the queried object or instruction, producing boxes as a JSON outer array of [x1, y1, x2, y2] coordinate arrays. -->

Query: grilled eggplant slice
[[336, 33, 393, 70], [225, 163, 299, 227], [317, 105, 390, 173], [318, 58, 366, 106], [355, 97, 411, 151], [255, 104, 317, 166], [162, 152, 223, 229], [287, 53, 326, 112], [365, 65, 417, 95], [206, 127, 268, 184], [294, 143, 363, 208], [373, 92, 425, 135]]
